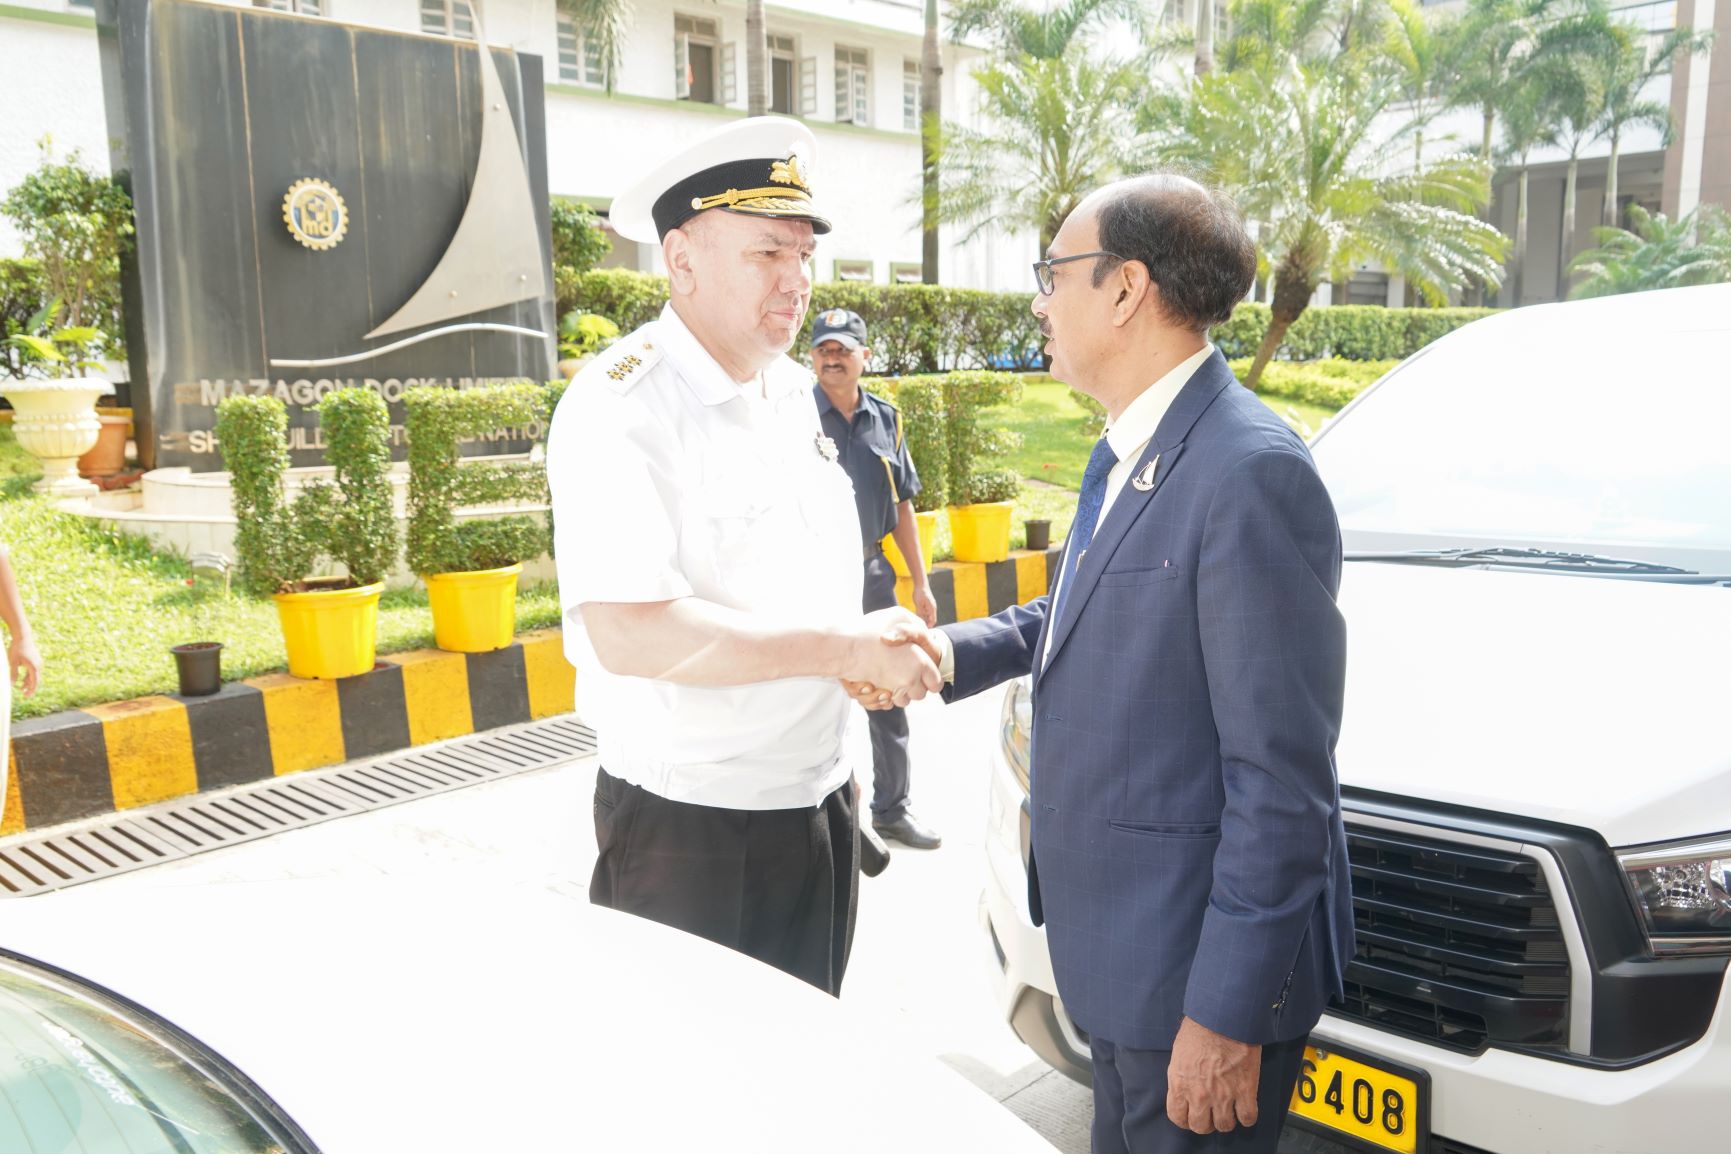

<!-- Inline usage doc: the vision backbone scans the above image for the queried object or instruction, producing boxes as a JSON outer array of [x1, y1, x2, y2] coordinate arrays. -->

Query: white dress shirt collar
[[1102, 342, 1216, 463]]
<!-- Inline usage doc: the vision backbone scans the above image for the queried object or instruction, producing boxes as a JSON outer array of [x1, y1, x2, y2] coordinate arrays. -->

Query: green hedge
[[566, 270, 1493, 370], [567, 270, 1044, 374], [1212, 304, 1496, 361]]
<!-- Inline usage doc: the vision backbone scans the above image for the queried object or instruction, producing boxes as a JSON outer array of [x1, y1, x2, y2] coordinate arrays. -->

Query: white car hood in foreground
[[0, 875, 1055, 1153], [1337, 562, 1731, 848]]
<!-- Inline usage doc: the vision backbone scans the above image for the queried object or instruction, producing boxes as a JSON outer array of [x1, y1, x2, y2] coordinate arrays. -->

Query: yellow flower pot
[[948, 502, 1014, 563], [274, 581, 386, 680], [424, 563, 522, 653], [881, 510, 941, 577]]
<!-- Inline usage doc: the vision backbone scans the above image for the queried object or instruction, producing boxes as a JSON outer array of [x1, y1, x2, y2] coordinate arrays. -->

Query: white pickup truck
[[980, 283, 1731, 1154]]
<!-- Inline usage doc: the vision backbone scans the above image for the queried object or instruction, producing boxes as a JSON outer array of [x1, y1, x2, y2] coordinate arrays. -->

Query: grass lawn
[[941, 376, 1343, 562], [0, 425, 562, 719]]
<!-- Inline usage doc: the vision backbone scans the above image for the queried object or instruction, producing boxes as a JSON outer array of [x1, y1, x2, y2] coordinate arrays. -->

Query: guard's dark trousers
[[589, 767, 859, 995], [1089, 1034, 1308, 1154], [861, 552, 912, 821]]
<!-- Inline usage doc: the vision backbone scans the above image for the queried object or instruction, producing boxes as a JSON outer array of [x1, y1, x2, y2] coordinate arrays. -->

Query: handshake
[[838, 607, 944, 711]]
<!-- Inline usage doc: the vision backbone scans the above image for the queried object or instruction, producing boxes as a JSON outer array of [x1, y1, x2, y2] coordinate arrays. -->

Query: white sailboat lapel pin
[[1131, 454, 1160, 492]]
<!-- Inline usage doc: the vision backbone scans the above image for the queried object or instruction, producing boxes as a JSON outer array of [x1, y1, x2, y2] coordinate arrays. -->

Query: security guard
[[546, 117, 941, 995], [812, 310, 943, 851]]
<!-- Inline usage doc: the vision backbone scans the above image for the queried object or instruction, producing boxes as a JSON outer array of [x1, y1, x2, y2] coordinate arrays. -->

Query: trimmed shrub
[[938, 371, 1023, 506], [1228, 357, 1399, 409], [404, 383, 551, 576], [1212, 304, 1496, 361], [562, 268, 668, 334], [215, 388, 397, 594], [865, 375, 947, 511]]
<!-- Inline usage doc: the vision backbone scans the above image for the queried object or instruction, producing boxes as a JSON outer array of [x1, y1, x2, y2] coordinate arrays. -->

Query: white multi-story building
[[0, 0, 1038, 292]]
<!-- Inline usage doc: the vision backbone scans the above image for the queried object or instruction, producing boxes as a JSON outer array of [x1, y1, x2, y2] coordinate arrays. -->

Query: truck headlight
[[998, 676, 1032, 795], [1616, 834, 1731, 955]]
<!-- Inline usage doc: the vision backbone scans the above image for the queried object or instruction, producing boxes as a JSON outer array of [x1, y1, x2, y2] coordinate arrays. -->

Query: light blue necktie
[[1050, 436, 1118, 634]]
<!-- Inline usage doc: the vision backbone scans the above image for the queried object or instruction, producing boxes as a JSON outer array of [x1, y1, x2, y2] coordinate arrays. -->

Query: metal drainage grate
[[0, 715, 596, 898]]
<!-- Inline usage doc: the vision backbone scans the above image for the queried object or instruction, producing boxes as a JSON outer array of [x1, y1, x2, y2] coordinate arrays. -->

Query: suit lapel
[[1037, 351, 1237, 683]]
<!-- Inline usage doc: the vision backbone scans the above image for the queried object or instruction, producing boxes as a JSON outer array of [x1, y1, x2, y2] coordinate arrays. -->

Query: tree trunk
[[1559, 153, 1578, 293], [1603, 131, 1622, 227], [921, 0, 942, 284], [1512, 164, 1529, 305], [1244, 266, 1314, 390], [1481, 104, 1495, 163], [1195, 0, 1215, 76], [746, 0, 767, 117]]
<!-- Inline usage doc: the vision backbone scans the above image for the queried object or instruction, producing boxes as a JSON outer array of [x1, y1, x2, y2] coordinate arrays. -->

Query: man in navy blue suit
[[856, 174, 1352, 1151]]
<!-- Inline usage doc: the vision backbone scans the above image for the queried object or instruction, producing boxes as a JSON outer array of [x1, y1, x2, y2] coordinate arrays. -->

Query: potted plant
[[942, 371, 1024, 563], [0, 299, 108, 497], [404, 382, 551, 653], [949, 469, 1022, 563], [215, 387, 398, 679], [870, 375, 946, 578]]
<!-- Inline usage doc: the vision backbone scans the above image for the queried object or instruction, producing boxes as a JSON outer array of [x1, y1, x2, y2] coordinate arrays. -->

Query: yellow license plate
[[1289, 1042, 1425, 1153]]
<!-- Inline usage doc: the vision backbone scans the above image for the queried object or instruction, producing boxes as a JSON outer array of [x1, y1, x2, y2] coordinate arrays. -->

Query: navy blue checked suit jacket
[[944, 350, 1353, 1052]]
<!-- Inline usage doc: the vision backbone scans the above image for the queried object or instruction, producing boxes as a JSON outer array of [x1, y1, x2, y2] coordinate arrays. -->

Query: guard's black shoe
[[859, 823, 892, 877], [872, 811, 942, 850]]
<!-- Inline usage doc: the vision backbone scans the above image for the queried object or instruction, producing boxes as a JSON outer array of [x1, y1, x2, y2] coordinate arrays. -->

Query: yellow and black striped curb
[[0, 547, 1060, 837], [1, 630, 575, 837], [900, 545, 1063, 625]]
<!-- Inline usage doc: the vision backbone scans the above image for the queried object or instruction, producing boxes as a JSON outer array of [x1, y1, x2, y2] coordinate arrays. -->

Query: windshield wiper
[[1345, 547, 1731, 582]]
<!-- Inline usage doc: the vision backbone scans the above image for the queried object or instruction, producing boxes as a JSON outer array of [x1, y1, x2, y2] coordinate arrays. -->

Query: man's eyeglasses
[[1032, 251, 1125, 295]]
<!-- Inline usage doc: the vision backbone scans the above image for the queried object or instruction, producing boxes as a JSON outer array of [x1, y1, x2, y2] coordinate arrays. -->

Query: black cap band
[[650, 157, 831, 239]]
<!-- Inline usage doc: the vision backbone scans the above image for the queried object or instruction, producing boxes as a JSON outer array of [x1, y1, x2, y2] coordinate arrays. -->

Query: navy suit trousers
[[1089, 1034, 1308, 1154], [861, 553, 912, 820]]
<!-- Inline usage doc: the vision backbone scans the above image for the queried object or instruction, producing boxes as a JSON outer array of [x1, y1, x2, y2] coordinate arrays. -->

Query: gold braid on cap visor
[[688, 187, 817, 215]]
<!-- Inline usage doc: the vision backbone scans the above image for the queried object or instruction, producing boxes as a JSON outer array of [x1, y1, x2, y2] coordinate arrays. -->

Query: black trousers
[[861, 553, 912, 822], [1089, 1034, 1308, 1154], [589, 768, 859, 996]]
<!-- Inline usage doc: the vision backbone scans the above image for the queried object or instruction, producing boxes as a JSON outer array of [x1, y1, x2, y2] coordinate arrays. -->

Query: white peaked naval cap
[[607, 116, 831, 244]]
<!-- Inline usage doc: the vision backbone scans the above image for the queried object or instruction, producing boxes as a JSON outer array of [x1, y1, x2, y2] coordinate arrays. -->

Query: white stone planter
[[0, 377, 107, 497]]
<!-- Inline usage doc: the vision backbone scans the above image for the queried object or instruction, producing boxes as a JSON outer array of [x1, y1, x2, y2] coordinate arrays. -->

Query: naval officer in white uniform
[[546, 117, 941, 994]]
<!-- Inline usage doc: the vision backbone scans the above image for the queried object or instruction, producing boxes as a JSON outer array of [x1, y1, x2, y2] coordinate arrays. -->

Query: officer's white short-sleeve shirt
[[546, 304, 863, 810]]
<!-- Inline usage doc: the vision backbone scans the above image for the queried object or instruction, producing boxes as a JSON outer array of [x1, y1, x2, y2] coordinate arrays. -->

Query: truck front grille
[[1338, 825, 1570, 1053]]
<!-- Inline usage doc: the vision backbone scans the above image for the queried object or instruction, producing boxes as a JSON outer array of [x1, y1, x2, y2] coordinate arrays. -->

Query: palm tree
[[934, 0, 1155, 252], [746, 0, 767, 116], [1384, 0, 1458, 174], [1445, 0, 1569, 163], [1495, 70, 1560, 305], [1569, 203, 1731, 296], [1196, 0, 1217, 75], [1157, 58, 1506, 388], [555, 0, 632, 93], [1530, 4, 1618, 291], [936, 50, 1145, 251], [921, 0, 943, 283], [1595, 23, 1712, 227]]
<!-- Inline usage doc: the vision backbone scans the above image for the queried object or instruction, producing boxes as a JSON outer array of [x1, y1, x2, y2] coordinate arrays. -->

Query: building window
[[835, 45, 870, 125], [890, 262, 923, 285], [557, 14, 605, 86], [834, 259, 873, 283], [421, 0, 474, 39], [903, 59, 922, 131], [1344, 271, 1390, 307], [768, 34, 797, 115], [67, 0, 95, 8], [675, 14, 724, 105], [255, 0, 326, 12]]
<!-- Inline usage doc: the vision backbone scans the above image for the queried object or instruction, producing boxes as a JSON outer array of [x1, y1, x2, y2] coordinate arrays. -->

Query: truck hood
[[1337, 562, 1731, 847], [0, 875, 1055, 1153]]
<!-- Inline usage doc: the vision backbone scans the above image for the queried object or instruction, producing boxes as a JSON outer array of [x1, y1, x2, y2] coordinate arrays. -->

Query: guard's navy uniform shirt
[[814, 384, 922, 552]]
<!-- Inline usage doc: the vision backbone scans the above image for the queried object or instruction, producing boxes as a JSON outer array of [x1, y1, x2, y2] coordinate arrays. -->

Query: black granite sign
[[97, 0, 556, 469]]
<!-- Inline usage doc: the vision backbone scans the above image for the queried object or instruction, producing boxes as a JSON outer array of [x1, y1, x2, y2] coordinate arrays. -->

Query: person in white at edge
[[545, 117, 941, 995]]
